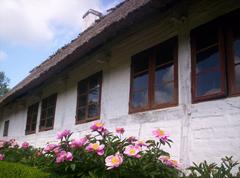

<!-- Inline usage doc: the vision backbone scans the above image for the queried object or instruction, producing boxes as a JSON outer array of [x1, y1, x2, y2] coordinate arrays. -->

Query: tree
[[0, 72, 10, 97]]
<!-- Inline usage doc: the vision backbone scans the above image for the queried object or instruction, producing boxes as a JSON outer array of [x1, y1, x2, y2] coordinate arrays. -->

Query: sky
[[0, 0, 122, 88]]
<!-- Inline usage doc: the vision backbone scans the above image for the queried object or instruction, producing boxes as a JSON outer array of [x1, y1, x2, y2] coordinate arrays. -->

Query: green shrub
[[0, 161, 51, 178], [182, 156, 240, 178]]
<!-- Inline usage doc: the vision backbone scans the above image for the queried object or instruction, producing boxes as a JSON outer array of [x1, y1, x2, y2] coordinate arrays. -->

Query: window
[[226, 18, 240, 96], [130, 37, 178, 113], [3, 120, 9, 137], [25, 103, 39, 135], [191, 9, 240, 102], [39, 94, 57, 131], [76, 72, 102, 124]]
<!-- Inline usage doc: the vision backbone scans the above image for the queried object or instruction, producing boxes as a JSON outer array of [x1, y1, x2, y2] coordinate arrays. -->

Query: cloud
[[0, 50, 7, 61], [0, 0, 105, 46]]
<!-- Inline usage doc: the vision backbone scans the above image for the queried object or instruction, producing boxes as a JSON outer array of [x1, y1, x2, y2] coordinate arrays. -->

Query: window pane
[[47, 108, 54, 118], [196, 46, 220, 74], [195, 25, 218, 50], [77, 107, 86, 120], [46, 119, 53, 128], [88, 104, 99, 118], [196, 71, 221, 96], [78, 95, 87, 107], [235, 65, 240, 90], [156, 39, 175, 66], [131, 90, 148, 108], [133, 52, 149, 73], [78, 81, 87, 94], [40, 120, 45, 128], [155, 83, 174, 104], [89, 76, 100, 89], [234, 38, 240, 90], [133, 73, 148, 91], [155, 64, 173, 83], [26, 125, 30, 132], [88, 88, 99, 104], [31, 124, 36, 132]]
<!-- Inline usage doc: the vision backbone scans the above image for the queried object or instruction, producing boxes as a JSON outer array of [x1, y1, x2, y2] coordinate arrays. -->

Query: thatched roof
[[0, 0, 176, 107]]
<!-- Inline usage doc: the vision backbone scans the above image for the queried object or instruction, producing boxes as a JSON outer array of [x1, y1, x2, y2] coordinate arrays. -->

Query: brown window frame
[[39, 93, 57, 132], [3, 120, 9, 137], [25, 102, 39, 135], [76, 72, 102, 124], [191, 9, 240, 103], [129, 37, 178, 113], [226, 21, 240, 96]]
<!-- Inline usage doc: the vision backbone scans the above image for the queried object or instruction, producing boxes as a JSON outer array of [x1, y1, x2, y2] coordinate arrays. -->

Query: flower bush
[[0, 121, 239, 178]]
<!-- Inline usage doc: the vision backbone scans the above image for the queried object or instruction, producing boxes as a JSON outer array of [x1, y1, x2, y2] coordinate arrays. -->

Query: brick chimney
[[82, 9, 102, 30]]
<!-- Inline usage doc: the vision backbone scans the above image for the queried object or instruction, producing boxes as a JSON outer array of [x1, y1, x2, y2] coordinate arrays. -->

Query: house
[[0, 0, 240, 167]]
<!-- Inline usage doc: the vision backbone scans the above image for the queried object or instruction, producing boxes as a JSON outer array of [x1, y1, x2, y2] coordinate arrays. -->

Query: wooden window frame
[[75, 72, 102, 124], [25, 102, 39, 135], [129, 37, 178, 114], [3, 120, 9, 137], [191, 25, 227, 103], [39, 93, 57, 132], [226, 25, 240, 96]]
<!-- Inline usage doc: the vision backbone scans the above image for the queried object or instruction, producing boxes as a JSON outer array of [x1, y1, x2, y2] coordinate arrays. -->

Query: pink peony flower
[[56, 151, 73, 163], [116, 128, 125, 134], [57, 130, 71, 139], [22, 142, 30, 149], [86, 141, 105, 156], [43, 144, 58, 153], [90, 121, 105, 132], [159, 156, 178, 168], [105, 153, 123, 170], [0, 154, 4, 161], [66, 152, 73, 161], [70, 137, 87, 148], [152, 129, 169, 142], [124, 145, 141, 158]]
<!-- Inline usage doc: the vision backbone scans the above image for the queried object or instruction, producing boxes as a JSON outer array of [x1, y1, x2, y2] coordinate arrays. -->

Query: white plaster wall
[[0, 0, 240, 168]]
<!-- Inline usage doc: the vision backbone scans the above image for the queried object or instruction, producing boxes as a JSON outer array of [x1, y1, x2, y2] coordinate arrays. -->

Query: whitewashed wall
[[0, 0, 240, 168]]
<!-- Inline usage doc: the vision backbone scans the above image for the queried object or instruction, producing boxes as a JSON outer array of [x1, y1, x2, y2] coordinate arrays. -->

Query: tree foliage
[[0, 71, 10, 97]]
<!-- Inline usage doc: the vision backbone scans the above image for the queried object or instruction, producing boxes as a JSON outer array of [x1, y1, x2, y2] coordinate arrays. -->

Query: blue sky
[[0, 0, 122, 88]]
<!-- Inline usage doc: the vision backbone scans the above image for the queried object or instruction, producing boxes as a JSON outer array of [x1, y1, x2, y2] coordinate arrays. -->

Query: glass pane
[[234, 38, 240, 64], [89, 76, 100, 89], [155, 83, 174, 104], [133, 52, 149, 73], [78, 81, 87, 94], [155, 64, 173, 83], [196, 46, 220, 74], [31, 123, 36, 131], [77, 107, 86, 120], [131, 90, 148, 108], [196, 71, 221, 96], [41, 111, 46, 120], [133, 73, 148, 91], [88, 104, 98, 118], [47, 108, 54, 118], [40, 120, 45, 128], [235, 65, 240, 90], [156, 39, 175, 66], [195, 25, 218, 50], [26, 125, 30, 132], [78, 95, 87, 107], [88, 88, 99, 104], [46, 119, 53, 128], [48, 96, 56, 106]]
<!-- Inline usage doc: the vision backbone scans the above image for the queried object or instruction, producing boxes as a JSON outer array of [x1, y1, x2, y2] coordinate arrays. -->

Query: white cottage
[[0, 0, 240, 167]]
